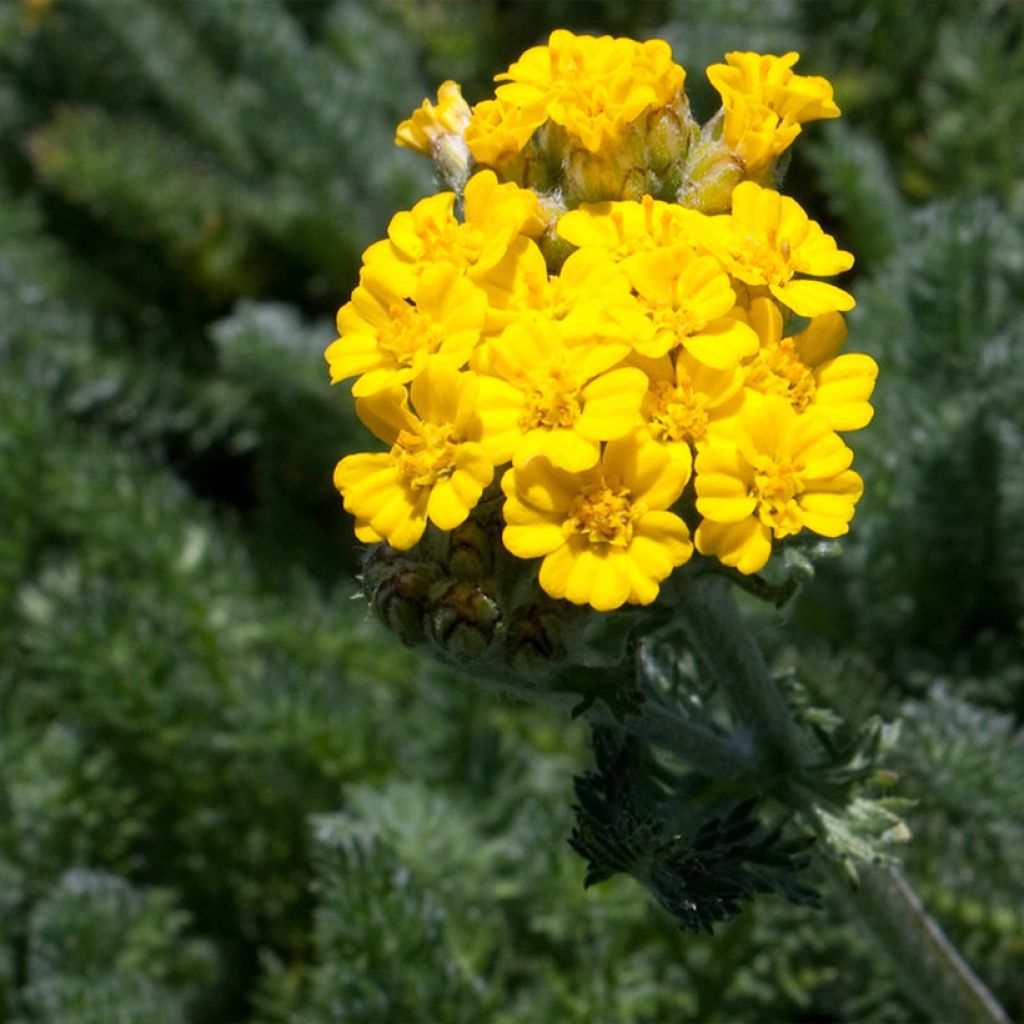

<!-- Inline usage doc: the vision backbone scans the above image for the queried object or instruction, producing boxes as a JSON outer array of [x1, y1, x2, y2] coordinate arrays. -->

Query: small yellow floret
[[637, 350, 744, 455], [396, 80, 472, 156], [501, 432, 693, 610]]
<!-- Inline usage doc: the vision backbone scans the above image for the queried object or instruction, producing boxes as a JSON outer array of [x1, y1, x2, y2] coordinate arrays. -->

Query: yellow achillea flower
[[476, 319, 647, 472], [626, 243, 759, 366], [694, 395, 863, 574], [494, 29, 686, 153], [743, 298, 878, 431], [501, 432, 693, 611], [333, 359, 495, 549], [362, 170, 546, 296], [707, 52, 839, 174], [708, 181, 855, 317], [327, 263, 486, 397], [557, 194, 706, 265], [635, 350, 744, 459], [395, 80, 472, 156], [331, 32, 872, 608]]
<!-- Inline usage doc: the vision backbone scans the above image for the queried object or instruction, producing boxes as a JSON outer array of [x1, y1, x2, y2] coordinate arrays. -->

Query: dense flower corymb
[[329, 29, 873, 611]]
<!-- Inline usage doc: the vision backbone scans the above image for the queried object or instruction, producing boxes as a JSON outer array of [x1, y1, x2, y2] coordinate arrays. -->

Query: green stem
[[843, 866, 1012, 1024], [663, 571, 1009, 1024], [670, 572, 812, 773]]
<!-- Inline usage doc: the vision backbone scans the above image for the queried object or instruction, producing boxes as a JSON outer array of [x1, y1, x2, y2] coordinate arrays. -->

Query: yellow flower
[[395, 80, 472, 156], [362, 170, 546, 296], [476, 240, 652, 345], [501, 431, 693, 610], [694, 395, 863, 574], [475, 319, 647, 472], [707, 53, 839, 175], [327, 262, 486, 397], [557, 194, 706, 263], [706, 181, 855, 317], [636, 350, 744, 458], [743, 297, 878, 430], [494, 29, 686, 153], [626, 243, 759, 366], [333, 359, 495, 550], [465, 97, 547, 166]]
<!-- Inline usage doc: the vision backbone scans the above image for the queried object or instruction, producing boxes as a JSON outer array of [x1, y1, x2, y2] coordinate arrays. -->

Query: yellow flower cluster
[[329, 32, 875, 612]]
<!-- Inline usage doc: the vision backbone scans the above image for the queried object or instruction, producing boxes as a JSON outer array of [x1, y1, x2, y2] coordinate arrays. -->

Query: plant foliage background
[[1, 1, 1022, 1021]]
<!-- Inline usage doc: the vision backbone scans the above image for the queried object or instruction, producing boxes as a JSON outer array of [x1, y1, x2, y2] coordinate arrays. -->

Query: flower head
[[494, 29, 686, 154], [743, 297, 878, 430], [707, 181, 855, 317], [694, 395, 863, 573], [465, 97, 547, 167], [362, 170, 546, 296], [626, 243, 758, 366], [502, 432, 693, 610], [707, 52, 839, 174], [396, 80, 472, 156], [476, 319, 647, 471], [333, 359, 496, 549], [328, 262, 486, 397], [637, 350, 744, 457], [557, 194, 706, 263]]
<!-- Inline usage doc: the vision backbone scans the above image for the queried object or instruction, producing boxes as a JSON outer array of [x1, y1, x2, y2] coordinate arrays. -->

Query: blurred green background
[[1, 1, 1022, 1021]]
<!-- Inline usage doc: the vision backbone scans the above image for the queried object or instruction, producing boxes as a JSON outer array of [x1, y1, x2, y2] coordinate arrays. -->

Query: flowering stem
[[668, 571, 813, 775], [662, 571, 1010, 1024]]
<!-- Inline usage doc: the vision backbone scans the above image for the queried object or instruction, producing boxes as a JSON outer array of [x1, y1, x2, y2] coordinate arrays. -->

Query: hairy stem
[[663, 571, 1010, 1024], [670, 572, 813, 773], [843, 865, 1012, 1024]]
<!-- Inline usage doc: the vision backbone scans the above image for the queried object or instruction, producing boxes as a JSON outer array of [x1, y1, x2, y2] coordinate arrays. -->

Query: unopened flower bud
[[425, 579, 503, 663], [361, 545, 439, 646], [445, 518, 494, 580]]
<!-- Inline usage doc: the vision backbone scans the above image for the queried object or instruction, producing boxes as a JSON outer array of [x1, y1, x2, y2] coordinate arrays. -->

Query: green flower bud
[[361, 545, 439, 647], [424, 578, 504, 664]]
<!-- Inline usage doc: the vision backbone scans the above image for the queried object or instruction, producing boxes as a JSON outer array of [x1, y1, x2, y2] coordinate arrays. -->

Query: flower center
[[643, 296, 700, 340], [736, 228, 792, 285], [644, 379, 709, 443], [744, 339, 816, 412], [391, 425, 456, 490], [378, 303, 445, 365], [751, 454, 804, 537], [519, 374, 582, 430], [566, 483, 637, 547], [421, 219, 483, 268]]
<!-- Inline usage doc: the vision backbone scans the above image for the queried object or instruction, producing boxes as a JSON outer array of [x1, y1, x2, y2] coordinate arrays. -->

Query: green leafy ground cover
[[1, 1, 1022, 1020]]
